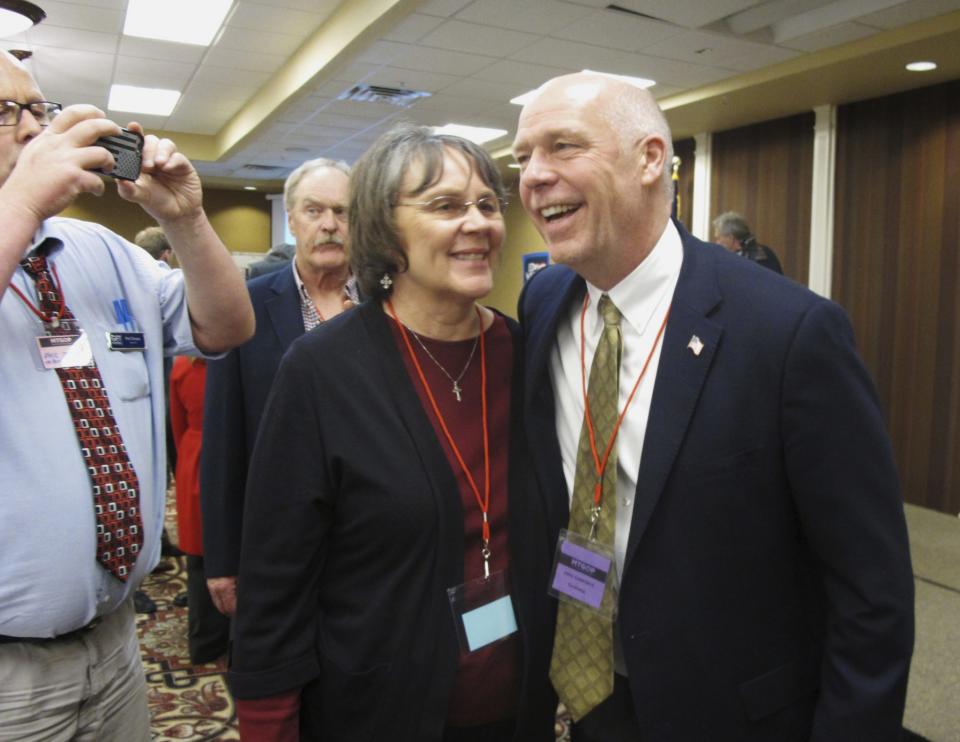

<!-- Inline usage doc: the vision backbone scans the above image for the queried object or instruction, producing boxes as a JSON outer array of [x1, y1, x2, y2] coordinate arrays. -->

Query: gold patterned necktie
[[550, 293, 622, 721]]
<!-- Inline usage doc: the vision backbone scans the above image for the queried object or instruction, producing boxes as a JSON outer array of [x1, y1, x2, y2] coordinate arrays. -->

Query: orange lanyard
[[580, 294, 671, 511], [387, 301, 493, 576]]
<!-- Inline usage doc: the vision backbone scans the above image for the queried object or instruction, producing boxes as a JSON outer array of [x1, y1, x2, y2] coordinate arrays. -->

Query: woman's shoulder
[[288, 300, 380, 358]]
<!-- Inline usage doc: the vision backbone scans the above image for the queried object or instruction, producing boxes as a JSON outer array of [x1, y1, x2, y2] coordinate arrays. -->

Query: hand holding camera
[[93, 128, 143, 181]]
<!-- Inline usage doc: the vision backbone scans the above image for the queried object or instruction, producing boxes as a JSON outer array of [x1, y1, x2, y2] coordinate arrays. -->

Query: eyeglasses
[[0, 100, 62, 127], [396, 194, 506, 219]]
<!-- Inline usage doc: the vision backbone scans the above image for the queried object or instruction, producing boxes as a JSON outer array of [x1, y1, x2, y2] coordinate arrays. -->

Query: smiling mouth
[[451, 251, 489, 262], [540, 204, 580, 222]]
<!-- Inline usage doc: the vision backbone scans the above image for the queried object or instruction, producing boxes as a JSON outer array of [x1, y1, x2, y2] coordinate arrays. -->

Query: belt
[[0, 617, 102, 645]]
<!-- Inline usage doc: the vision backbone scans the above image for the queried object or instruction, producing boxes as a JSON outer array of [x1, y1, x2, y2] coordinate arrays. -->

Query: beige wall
[[485, 184, 546, 319], [61, 185, 274, 255]]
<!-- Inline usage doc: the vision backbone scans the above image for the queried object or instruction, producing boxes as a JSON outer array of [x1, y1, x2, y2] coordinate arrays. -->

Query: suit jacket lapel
[[624, 232, 724, 571], [524, 269, 584, 532], [264, 268, 304, 351], [358, 300, 465, 590]]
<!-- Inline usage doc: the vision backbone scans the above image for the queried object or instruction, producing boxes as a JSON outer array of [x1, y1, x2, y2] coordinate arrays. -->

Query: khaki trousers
[[0, 597, 150, 742]]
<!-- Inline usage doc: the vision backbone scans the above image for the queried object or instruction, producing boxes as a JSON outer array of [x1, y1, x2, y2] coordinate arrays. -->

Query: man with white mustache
[[201, 158, 356, 621]]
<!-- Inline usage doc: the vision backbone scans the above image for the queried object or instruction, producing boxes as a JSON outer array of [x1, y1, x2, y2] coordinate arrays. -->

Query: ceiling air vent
[[337, 84, 431, 108]]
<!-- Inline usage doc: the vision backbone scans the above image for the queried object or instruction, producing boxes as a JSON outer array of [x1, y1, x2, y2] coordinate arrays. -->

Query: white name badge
[[447, 570, 518, 653], [36, 331, 94, 369]]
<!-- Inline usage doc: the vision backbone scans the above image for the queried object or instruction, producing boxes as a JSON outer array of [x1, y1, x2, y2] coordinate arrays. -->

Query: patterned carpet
[[137, 490, 571, 740], [136, 557, 238, 741]]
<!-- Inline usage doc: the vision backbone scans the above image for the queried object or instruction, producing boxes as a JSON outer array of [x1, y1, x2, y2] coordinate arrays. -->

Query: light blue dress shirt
[[0, 217, 203, 638]]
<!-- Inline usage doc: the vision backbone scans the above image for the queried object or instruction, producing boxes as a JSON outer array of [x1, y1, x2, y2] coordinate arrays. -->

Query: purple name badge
[[551, 537, 612, 609]]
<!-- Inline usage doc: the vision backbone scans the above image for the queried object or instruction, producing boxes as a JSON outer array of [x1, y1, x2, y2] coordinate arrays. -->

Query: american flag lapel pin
[[687, 335, 704, 357]]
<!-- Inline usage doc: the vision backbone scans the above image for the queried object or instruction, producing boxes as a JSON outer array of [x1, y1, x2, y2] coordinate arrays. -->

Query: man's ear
[[636, 135, 667, 187]]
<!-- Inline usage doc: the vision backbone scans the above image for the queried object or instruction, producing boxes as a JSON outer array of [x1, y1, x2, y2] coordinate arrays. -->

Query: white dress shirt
[[550, 220, 683, 668]]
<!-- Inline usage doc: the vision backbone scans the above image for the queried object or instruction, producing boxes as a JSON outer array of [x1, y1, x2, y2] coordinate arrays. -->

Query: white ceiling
[[5, 0, 960, 189]]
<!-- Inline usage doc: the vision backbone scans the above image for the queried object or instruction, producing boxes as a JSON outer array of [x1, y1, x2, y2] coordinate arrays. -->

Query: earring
[[379, 273, 393, 291]]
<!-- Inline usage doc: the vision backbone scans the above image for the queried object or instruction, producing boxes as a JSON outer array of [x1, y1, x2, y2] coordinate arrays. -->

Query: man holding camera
[[0, 51, 254, 740]]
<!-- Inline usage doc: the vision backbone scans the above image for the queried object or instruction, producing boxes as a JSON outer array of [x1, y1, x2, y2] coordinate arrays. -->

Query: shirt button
[[622, 498, 633, 508]]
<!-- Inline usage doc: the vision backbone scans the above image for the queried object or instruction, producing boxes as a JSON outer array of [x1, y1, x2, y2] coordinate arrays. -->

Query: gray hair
[[349, 122, 507, 299], [597, 78, 674, 199], [284, 157, 351, 212], [712, 212, 752, 242], [133, 225, 170, 260]]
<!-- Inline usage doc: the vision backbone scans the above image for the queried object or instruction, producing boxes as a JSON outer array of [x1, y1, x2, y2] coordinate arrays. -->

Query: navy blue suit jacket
[[201, 266, 304, 577], [519, 224, 914, 741]]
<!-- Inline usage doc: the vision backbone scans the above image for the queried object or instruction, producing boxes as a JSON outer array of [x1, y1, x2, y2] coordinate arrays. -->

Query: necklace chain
[[406, 323, 480, 402]]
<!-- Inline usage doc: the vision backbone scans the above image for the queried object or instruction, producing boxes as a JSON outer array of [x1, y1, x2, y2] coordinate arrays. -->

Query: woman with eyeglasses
[[229, 123, 556, 741]]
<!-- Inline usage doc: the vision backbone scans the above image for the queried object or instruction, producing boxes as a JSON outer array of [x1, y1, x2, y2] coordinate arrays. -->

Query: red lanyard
[[386, 301, 493, 573], [580, 294, 670, 509], [9, 260, 66, 327]]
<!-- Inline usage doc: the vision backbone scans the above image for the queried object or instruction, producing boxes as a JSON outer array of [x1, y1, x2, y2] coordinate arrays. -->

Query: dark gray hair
[[712, 211, 752, 242], [349, 122, 507, 298], [284, 157, 351, 212]]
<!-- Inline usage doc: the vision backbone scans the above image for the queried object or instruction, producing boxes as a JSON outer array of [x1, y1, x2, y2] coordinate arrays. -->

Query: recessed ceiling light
[[905, 61, 937, 72], [108, 84, 181, 116], [0, 1, 45, 37], [509, 89, 540, 106], [123, 0, 233, 46], [244, 186, 257, 191], [510, 69, 655, 105], [582, 70, 656, 89], [433, 124, 508, 145]]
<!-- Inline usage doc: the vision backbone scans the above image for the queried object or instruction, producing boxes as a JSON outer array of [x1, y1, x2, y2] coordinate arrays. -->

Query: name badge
[[36, 332, 94, 369], [548, 529, 619, 620], [106, 332, 146, 351], [447, 570, 517, 653]]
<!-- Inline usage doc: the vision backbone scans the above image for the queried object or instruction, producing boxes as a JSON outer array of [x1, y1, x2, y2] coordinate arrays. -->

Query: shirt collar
[[25, 222, 64, 260], [584, 219, 683, 337], [291, 258, 310, 301]]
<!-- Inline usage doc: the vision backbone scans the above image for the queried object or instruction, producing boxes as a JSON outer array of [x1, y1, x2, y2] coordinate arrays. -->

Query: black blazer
[[229, 299, 556, 742], [519, 223, 914, 741], [200, 266, 305, 577]]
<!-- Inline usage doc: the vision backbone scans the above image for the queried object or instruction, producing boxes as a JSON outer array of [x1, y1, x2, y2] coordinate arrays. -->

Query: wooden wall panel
[[709, 114, 814, 284], [833, 79, 960, 515], [672, 137, 696, 233]]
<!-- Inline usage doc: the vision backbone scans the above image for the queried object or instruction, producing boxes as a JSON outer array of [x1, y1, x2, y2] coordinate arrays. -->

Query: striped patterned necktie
[[20, 255, 144, 581], [550, 293, 622, 721]]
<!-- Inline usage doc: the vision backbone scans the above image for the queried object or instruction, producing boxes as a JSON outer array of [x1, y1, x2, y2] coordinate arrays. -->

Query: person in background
[[246, 240, 295, 279], [201, 157, 355, 620], [229, 123, 556, 741], [0, 50, 253, 740], [134, 224, 173, 265], [513, 71, 913, 741], [712, 211, 783, 274], [169, 355, 230, 664]]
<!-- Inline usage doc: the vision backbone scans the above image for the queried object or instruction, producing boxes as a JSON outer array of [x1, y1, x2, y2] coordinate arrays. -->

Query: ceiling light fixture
[[123, 0, 232, 46], [905, 61, 937, 72], [243, 186, 257, 191], [510, 69, 655, 106], [433, 124, 508, 145], [108, 84, 181, 116], [0, 1, 45, 37]]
